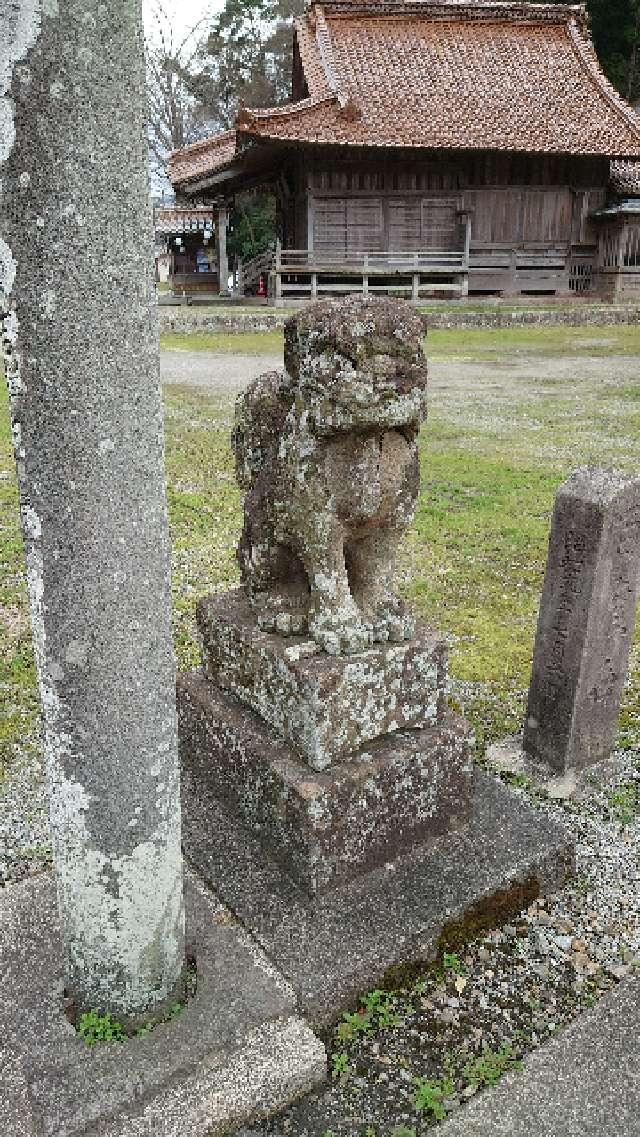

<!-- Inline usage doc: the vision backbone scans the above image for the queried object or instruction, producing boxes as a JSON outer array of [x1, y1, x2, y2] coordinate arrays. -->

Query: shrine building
[[167, 0, 640, 302]]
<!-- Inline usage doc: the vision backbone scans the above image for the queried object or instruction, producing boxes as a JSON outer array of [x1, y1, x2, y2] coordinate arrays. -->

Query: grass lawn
[[2, 323, 640, 790], [161, 322, 640, 362], [161, 330, 284, 355]]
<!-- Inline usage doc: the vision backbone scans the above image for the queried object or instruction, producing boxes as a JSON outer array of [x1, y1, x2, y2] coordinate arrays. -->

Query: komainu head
[[283, 295, 428, 434]]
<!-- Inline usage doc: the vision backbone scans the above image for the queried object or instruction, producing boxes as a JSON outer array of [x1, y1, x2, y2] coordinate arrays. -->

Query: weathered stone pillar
[[524, 468, 640, 774], [0, 1, 185, 1018]]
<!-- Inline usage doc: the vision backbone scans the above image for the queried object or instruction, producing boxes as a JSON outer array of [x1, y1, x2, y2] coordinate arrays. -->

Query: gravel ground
[[160, 350, 283, 392]]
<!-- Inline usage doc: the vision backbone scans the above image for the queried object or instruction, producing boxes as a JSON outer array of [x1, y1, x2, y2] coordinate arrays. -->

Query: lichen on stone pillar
[[1, 0, 185, 1020]]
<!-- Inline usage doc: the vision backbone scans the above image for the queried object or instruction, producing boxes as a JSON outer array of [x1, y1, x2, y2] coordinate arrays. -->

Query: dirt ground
[[160, 348, 640, 399]]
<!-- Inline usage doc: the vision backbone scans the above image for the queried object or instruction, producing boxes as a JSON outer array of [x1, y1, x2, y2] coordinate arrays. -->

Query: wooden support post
[[274, 238, 283, 305], [217, 203, 229, 296], [463, 213, 472, 265], [462, 213, 472, 297], [307, 195, 315, 252], [412, 273, 419, 302], [363, 254, 369, 296], [311, 273, 318, 299], [507, 248, 519, 296]]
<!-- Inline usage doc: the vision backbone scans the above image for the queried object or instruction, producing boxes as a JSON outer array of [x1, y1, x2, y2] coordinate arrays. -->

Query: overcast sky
[[142, 0, 224, 45]]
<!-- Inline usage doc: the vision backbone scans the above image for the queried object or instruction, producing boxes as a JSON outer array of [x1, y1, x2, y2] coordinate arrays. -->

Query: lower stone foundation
[[180, 764, 575, 1027], [178, 670, 473, 896]]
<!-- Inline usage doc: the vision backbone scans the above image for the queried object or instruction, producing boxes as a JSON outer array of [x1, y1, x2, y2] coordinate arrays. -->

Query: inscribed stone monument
[[524, 468, 640, 774]]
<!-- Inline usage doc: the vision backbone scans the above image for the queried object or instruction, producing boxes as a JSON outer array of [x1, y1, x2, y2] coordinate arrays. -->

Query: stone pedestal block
[[197, 589, 448, 770], [178, 671, 473, 897], [524, 468, 640, 774]]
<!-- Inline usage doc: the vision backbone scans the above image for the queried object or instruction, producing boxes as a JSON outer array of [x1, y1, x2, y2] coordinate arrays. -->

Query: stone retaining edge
[[160, 305, 640, 335]]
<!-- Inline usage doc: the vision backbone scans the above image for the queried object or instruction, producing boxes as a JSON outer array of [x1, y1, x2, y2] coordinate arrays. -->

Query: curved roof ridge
[[294, 14, 332, 97], [238, 95, 337, 123], [167, 130, 236, 162], [566, 19, 640, 140], [314, 4, 351, 107]]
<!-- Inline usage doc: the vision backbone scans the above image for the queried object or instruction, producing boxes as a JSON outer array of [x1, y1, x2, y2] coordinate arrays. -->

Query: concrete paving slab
[[0, 870, 326, 1136], [439, 978, 640, 1137], [181, 766, 575, 1027]]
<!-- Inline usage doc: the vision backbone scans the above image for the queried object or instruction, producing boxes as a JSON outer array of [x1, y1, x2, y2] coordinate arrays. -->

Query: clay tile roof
[[169, 1, 640, 187], [610, 160, 640, 196], [166, 130, 238, 187]]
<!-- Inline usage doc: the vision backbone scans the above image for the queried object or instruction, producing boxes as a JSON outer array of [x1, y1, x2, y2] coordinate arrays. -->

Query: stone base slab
[[0, 871, 326, 1137], [181, 767, 576, 1028], [197, 588, 448, 769], [178, 670, 473, 897]]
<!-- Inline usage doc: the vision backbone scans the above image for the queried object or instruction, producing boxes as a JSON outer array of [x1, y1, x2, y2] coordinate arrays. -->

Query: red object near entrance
[[257, 274, 267, 297]]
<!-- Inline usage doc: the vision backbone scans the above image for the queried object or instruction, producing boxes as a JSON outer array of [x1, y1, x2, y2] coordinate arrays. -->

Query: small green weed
[[363, 988, 404, 1028], [336, 1009, 371, 1044], [442, 952, 466, 976], [331, 1051, 351, 1081], [77, 996, 186, 1046], [335, 989, 403, 1044], [391, 1128, 416, 1137], [463, 1044, 522, 1089], [413, 1075, 455, 1120], [606, 782, 640, 826], [77, 1010, 126, 1047], [506, 772, 533, 791]]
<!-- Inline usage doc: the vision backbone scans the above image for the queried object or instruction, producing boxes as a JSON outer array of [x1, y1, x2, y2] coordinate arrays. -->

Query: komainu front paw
[[371, 597, 415, 644], [309, 601, 373, 656], [253, 591, 309, 637]]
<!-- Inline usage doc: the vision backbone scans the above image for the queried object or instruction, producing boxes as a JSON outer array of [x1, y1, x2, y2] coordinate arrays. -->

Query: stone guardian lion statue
[[232, 296, 428, 655]]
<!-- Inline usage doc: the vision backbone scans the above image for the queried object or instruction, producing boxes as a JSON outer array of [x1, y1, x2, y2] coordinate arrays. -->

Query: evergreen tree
[[187, 0, 305, 130]]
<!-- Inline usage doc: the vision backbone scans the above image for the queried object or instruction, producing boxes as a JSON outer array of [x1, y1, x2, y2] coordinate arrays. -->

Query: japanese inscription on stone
[[524, 468, 640, 773]]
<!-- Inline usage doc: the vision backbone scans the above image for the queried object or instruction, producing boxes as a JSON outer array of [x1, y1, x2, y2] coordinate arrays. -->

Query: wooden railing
[[278, 248, 468, 273], [272, 234, 471, 300]]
